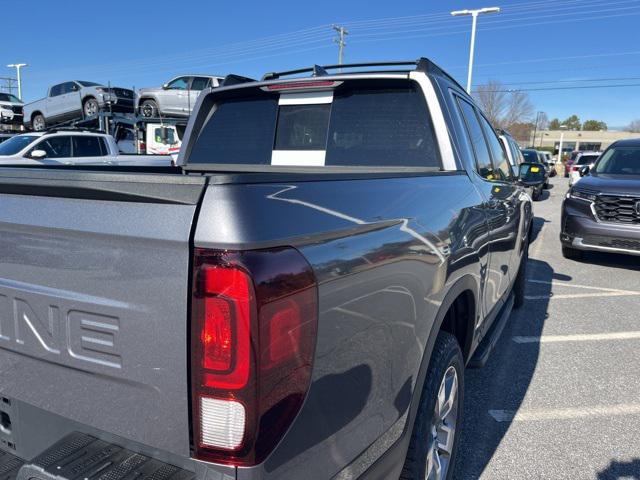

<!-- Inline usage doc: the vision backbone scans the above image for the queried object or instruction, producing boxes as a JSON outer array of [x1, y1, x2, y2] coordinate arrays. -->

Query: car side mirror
[[29, 149, 47, 160], [579, 165, 590, 177], [518, 162, 545, 187], [162, 83, 169, 90]]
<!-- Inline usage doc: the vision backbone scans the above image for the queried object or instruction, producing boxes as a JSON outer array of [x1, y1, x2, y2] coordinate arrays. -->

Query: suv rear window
[[188, 81, 441, 169]]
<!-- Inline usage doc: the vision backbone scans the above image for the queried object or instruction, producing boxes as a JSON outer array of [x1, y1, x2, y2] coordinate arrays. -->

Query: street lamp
[[451, 7, 500, 93], [6, 63, 28, 101]]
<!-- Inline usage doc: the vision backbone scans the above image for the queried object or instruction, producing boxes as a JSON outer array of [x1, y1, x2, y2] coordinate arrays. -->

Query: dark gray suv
[[561, 138, 640, 259]]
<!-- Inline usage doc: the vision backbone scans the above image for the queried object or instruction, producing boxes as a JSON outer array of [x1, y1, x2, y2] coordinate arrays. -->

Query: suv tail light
[[190, 247, 318, 466]]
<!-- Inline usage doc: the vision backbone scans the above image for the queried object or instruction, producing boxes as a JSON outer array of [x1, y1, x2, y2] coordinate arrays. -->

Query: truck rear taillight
[[191, 247, 318, 466]]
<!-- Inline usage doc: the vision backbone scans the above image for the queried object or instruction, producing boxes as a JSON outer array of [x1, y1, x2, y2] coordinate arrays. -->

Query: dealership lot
[[455, 175, 640, 479]]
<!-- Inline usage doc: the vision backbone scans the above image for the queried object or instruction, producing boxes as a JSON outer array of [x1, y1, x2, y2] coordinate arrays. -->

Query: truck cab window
[[33, 136, 72, 158]]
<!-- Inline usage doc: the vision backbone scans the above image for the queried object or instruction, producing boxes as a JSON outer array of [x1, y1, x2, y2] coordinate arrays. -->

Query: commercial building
[[528, 130, 639, 156]]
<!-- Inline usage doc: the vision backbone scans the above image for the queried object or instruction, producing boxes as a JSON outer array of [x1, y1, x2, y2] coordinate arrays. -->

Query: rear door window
[[72, 136, 103, 157], [456, 98, 494, 180], [188, 81, 441, 168], [190, 77, 211, 91]]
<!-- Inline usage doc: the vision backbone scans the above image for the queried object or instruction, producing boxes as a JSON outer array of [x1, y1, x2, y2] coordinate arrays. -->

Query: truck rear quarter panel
[[194, 173, 488, 479]]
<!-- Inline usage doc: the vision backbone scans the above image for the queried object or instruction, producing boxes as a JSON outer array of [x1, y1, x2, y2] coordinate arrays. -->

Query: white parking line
[[489, 404, 640, 422], [526, 279, 640, 300], [513, 331, 640, 344], [528, 279, 640, 295]]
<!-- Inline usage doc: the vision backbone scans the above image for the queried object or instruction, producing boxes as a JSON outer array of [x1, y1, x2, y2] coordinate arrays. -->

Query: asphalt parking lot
[[454, 173, 640, 480]]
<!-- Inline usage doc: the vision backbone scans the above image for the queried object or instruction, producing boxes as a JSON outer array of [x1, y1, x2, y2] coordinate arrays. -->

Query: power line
[[473, 83, 640, 93]]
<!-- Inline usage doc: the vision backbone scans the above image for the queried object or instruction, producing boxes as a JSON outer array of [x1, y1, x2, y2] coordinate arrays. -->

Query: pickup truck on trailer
[[0, 59, 544, 480], [23, 81, 135, 131]]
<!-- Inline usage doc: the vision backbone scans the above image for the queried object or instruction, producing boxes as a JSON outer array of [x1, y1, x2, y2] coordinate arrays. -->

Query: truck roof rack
[[261, 58, 445, 80], [45, 126, 105, 134]]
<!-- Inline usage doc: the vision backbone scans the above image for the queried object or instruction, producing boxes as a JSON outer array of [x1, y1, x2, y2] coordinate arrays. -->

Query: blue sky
[[6, 0, 639, 127]]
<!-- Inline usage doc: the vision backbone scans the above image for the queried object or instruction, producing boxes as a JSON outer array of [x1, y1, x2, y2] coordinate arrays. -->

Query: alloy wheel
[[425, 365, 458, 480]]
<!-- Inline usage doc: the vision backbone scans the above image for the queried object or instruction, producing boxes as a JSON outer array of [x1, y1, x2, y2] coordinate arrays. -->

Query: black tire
[[400, 332, 464, 480], [141, 99, 158, 118], [32, 113, 46, 131], [532, 189, 541, 201], [83, 97, 99, 118], [562, 245, 583, 260], [513, 241, 529, 309]]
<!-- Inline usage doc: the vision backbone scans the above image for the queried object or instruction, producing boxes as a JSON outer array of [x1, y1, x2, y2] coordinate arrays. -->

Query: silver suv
[[136, 75, 223, 118]]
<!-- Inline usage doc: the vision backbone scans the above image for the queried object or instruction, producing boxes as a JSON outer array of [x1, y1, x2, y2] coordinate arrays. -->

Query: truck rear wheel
[[401, 332, 464, 480], [141, 100, 158, 118], [32, 114, 46, 131]]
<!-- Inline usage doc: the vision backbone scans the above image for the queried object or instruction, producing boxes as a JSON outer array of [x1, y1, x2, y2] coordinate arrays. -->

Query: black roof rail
[[45, 127, 106, 134], [259, 57, 467, 93]]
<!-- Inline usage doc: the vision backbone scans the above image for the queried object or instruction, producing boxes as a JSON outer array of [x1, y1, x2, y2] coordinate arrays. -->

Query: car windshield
[[0, 93, 21, 103], [0, 135, 39, 155], [521, 150, 540, 163], [594, 146, 640, 175], [77, 81, 102, 87]]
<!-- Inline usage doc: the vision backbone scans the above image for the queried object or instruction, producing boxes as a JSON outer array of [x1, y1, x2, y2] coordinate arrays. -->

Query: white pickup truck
[[0, 129, 173, 165]]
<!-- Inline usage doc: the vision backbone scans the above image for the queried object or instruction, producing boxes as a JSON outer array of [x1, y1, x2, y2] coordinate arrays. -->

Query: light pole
[[7, 63, 28, 100], [451, 7, 500, 93], [557, 125, 568, 162]]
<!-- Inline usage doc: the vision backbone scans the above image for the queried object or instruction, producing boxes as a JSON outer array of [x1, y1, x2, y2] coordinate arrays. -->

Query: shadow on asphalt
[[453, 256, 560, 479], [575, 251, 640, 272], [597, 459, 640, 479], [528, 216, 550, 244]]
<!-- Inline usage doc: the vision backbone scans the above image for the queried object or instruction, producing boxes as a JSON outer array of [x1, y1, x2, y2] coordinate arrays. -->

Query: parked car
[[568, 151, 601, 187], [136, 75, 224, 118], [521, 148, 550, 189], [0, 129, 172, 165], [0, 92, 24, 126], [23, 81, 135, 131], [0, 59, 544, 480], [564, 150, 581, 177], [540, 151, 557, 177], [498, 129, 524, 167], [561, 139, 640, 259]]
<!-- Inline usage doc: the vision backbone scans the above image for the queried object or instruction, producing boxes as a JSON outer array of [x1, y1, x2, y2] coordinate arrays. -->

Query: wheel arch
[[358, 274, 480, 479]]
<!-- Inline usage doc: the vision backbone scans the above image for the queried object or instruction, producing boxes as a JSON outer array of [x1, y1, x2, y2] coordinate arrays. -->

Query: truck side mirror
[[29, 149, 47, 160], [518, 162, 545, 187], [162, 83, 169, 90]]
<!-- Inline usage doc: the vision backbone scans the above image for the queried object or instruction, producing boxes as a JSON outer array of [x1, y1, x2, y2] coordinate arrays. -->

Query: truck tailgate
[[0, 169, 205, 458]]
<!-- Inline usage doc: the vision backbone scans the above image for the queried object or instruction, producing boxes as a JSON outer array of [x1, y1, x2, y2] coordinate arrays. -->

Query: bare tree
[[502, 91, 534, 129], [627, 119, 640, 133], [473, 80, 534, 131], [474, 81, 508, 127]]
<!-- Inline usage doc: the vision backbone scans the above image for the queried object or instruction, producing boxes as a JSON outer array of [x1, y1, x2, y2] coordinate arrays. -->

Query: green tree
[[548, 118, 561, 130], [582, 120, 607, 131], [562, 115, 581, 130]]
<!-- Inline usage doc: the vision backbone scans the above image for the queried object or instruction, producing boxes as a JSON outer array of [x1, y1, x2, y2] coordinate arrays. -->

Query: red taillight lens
[[191, 247, 318, 466], [572, 166, 580, 171]]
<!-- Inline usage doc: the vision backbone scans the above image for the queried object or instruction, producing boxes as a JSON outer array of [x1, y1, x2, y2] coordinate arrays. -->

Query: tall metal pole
[[467, 12, 478, 94], [332, 25, 349, 66], [7, 63, 28, 100], [532, 111, 541, 148], [451, 7, 500, 94]]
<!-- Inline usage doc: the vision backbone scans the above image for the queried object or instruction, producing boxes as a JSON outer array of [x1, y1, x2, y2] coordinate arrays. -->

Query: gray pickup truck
[[0, 59, 543, 480], [23, 81, 135, 131]]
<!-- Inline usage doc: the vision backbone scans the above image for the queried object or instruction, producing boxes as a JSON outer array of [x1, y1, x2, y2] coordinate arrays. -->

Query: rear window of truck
[[188, 81, 441, 169]]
